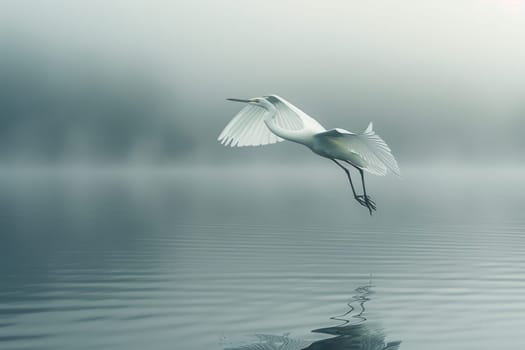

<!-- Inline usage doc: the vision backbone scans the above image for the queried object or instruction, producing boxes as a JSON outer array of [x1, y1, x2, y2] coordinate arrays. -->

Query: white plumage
[[219, 95, 400, 214], [219, 103, 290, 146], [218, 95, 317, 147], [311, 123, 400, 176]]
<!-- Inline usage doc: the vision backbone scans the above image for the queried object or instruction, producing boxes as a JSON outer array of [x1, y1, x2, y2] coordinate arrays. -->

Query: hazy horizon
[[3, 3, 525, 350], [1, 1, 524, 165]]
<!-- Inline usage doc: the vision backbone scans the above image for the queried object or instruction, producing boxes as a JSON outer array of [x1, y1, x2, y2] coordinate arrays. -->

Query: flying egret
[[218, 95, 400, 214]]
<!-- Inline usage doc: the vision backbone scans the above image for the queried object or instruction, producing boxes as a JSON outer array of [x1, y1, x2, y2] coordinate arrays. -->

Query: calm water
[[1, 165, 525, 350]]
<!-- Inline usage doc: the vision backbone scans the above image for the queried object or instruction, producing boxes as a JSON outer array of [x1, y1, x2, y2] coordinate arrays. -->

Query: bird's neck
[[262, 105, 314, 147]]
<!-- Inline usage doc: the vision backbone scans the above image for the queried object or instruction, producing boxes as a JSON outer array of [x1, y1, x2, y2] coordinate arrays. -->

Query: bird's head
[[226, 96, 271, 109]]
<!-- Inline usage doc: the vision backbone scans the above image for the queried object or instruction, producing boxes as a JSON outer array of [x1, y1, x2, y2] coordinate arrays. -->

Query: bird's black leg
[[331, 159, 373, 213], [357, 167, 375, 215], [344, 161, 376, 215], [331, 159, 358, 198]]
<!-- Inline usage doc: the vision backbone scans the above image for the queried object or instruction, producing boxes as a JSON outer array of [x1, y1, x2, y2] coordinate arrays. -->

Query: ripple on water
[[1, 173, 525, 350]]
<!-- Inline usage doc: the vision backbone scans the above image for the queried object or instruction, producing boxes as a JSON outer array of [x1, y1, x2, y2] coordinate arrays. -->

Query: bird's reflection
[[224, 284, 401, 350], [304, 324, 401, 350]]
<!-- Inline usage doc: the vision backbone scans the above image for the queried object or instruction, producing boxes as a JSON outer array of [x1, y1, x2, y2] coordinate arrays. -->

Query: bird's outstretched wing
[[357, 122, 400, 176], [319, 123, 401, 176], [266, 95, 325, 132], [218, 103, 280, 147], [218, 95, 324, 147]]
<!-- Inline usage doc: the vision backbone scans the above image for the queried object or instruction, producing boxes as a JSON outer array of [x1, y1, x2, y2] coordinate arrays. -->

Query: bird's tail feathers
[[364, 122, 374, 134], [361, 122, 401, 177]]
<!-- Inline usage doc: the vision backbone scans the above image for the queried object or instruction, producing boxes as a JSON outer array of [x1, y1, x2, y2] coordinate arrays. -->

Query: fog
[[3, 4, 525, 349], [1, 0, 524, 165]]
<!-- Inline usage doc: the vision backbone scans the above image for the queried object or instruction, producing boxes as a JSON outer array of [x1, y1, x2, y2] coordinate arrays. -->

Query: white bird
[[218, 95, 400, 214]]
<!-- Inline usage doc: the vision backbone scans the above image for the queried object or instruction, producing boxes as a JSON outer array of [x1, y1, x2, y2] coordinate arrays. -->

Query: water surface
[[1, 165, 524, 349]]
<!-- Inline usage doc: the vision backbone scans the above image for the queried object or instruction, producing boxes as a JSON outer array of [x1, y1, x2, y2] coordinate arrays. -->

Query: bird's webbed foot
[[355, 195, 376, 213]]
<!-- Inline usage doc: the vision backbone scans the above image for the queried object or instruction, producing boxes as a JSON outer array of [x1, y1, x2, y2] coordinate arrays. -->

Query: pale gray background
[[1, 0, 524, 165], [1, 2, 525, 350]]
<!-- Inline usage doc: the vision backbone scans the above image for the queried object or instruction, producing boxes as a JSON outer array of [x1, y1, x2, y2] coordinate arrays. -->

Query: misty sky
[[1, 1, 525, 164]]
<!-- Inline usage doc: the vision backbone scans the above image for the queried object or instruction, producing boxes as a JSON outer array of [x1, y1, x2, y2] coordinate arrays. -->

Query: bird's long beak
[[226, 98, 251, 103]]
